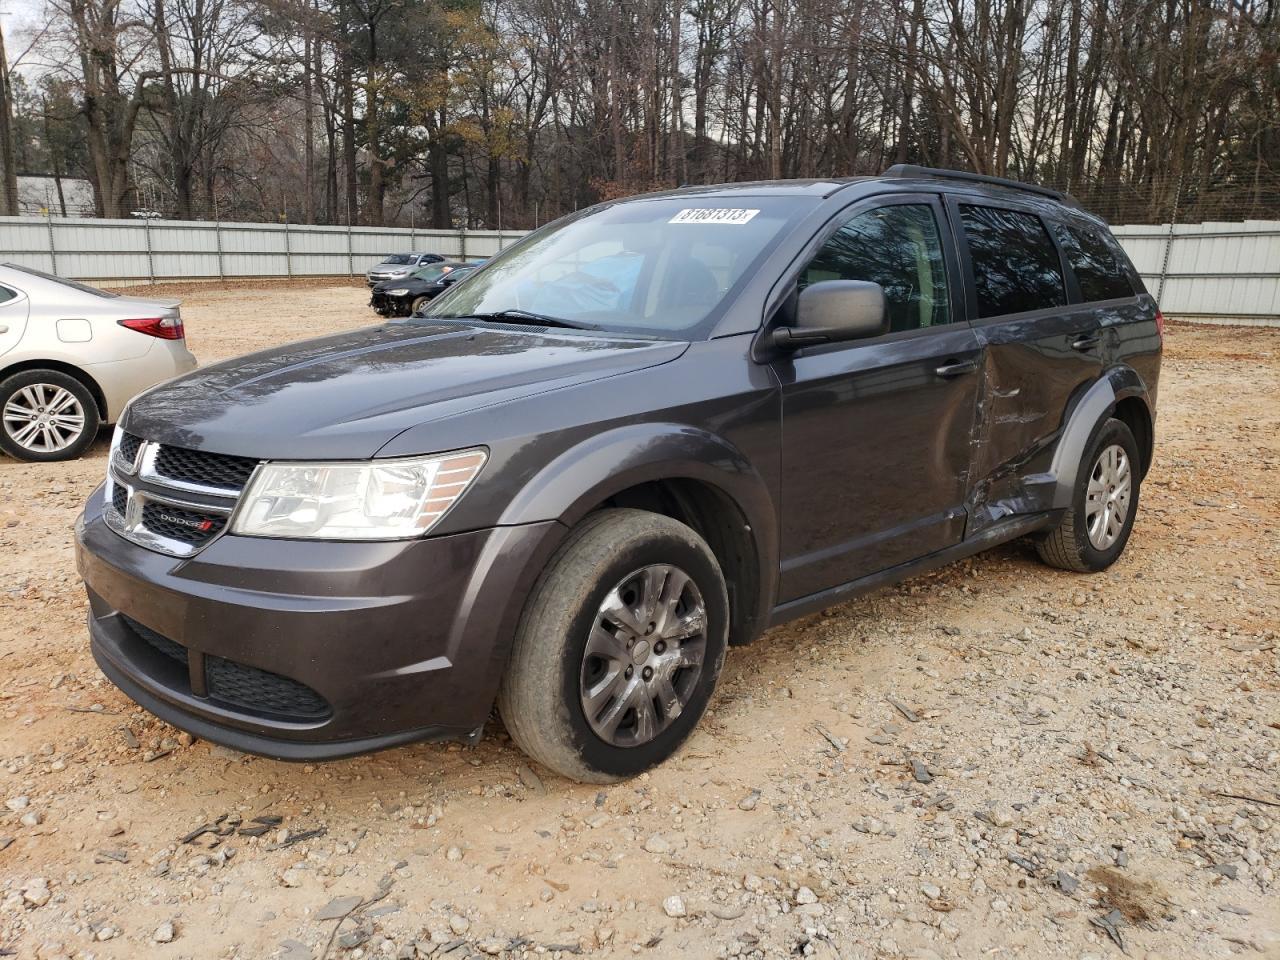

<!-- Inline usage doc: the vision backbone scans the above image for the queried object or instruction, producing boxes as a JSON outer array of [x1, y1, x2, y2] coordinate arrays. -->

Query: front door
[[773, 197, 983, 603]]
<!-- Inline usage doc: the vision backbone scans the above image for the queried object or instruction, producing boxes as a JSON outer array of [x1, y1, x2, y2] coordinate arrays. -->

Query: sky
[[1, 0, 54, 78]]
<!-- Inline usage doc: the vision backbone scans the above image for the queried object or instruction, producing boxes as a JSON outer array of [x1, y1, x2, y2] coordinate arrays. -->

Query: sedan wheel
[[0, 370, 100, 462], [3, 383, 86, 454]]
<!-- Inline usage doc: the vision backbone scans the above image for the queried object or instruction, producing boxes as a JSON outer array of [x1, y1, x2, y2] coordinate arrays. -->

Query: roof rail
[[882, 164, 1079, 207]]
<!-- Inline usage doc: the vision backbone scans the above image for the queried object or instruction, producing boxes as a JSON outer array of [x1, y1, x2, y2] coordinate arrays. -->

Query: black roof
[[617, 166, 1081, 209]]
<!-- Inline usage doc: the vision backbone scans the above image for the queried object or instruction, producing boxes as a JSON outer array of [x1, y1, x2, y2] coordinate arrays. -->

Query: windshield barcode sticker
[[669, 208, 760, 225]]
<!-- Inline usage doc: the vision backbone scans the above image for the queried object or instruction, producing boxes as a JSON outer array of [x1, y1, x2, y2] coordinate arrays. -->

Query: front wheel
[[498, 509, 728, 783], [1036, 417, 1141, 572], [0, 370, 100, 462], [410, 296, 431, 315]]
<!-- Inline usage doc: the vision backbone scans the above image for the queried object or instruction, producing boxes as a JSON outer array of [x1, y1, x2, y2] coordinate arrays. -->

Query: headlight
[[386, 288, 410, 296], [230, 450, 486, 540]]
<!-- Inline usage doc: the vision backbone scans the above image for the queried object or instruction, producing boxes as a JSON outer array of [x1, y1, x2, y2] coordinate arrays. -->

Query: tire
[[0, 369, 101, 463], [498, 508, 729, 783], [1036, 417, 1140, 572], [410, 296, 430, 315]]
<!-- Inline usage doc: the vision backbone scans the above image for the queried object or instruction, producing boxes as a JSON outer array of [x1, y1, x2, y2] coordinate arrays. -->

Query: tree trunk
[[303, 30, 315, 224], [430, 123, 450, 228], [340, 61, 358, 224], [0, 28, 18, 216]]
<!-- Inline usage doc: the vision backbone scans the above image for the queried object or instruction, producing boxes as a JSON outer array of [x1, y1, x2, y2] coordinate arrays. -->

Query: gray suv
[[76, 167, 1162, 783]]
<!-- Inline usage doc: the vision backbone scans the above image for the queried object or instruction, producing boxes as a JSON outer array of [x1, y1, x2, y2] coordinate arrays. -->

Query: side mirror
[[772, 280, 888, 349]]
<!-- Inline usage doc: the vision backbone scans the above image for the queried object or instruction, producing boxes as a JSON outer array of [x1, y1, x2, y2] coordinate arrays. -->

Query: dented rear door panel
[[967, 305, 1104, 529]]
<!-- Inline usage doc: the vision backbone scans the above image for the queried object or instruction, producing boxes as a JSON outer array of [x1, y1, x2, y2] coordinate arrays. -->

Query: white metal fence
[[0, 217, 520, 283], [0, 215, 1276, 323], [1112, 221, 1280, 323]]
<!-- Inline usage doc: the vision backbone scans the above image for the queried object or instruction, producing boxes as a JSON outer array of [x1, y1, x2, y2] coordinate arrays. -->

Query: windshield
[[381, 255, 414, 266], [413, 264, 454, 282], [423, 197, 807, 339], [4, 263, 119, 298]]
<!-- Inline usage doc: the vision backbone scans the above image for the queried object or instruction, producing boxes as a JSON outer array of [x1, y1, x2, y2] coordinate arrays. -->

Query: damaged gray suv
[[76, 166, 1162, 782]]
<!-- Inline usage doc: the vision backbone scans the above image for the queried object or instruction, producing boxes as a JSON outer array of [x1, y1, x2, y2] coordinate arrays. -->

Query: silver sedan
[[0, 263, 196, 462]]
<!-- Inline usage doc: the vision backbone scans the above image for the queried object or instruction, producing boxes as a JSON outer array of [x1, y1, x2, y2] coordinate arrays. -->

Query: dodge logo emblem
[[159, 512, 214, 532]]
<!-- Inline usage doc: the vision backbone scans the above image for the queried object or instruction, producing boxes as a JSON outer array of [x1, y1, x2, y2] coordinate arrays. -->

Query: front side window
[[1053, 221, 1135, 302], [800, 203, 952, 331], [424, 197, 809, 339], [959, 205, 1066, 318], [0, 286, 17, 304]]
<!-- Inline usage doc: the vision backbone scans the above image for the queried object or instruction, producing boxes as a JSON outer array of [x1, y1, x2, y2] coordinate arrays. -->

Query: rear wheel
[[498, 508, 728, 783], [1036, 417, 1140, 572], [0, 369, 100, 462]]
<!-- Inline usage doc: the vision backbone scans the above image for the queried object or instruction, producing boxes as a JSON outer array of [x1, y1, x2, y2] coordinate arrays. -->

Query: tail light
[[119, 316, 184, 340], [1154, 310, 1165, 344]]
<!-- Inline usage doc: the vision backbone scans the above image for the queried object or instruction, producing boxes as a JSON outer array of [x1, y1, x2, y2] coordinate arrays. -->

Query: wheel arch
[[1111, 393, 1154, 479], [1049, 365, 1154, 507], [496, 423, 778, 646], [0, 358, 108, 421]]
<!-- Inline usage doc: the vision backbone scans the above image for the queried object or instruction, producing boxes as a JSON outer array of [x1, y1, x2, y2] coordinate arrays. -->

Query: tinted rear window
[[959, 206, 1066, 318], [1053, 222, 1135, 302]]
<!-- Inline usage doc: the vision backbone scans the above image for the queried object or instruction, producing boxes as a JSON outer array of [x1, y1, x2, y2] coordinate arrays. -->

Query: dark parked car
[[364, 252, 445, 287], [369, 262, 476, 317], [76, 166, 1161, 783]]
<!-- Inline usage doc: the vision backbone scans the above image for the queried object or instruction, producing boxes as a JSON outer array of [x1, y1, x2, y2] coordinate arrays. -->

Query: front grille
[[117, 431, 142, 466], [206, 656, 331, 719], [140, 502, 225, 545], [110, 482, 128, 516], [106, 438, 248, 557], [120, 617, 331, 722], [154, 446, 258, 491], [125, 616, 189, 666]]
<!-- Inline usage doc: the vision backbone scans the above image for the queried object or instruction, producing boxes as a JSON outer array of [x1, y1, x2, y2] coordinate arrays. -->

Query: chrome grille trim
[[105, 433, 249, 558], [137, 441, 252, 498]]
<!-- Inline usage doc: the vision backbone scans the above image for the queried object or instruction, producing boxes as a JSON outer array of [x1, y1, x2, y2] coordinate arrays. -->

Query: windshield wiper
[[434, 309, 598, 331]]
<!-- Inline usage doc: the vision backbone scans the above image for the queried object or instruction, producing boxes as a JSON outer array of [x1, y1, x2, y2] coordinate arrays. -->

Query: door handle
[[934, 358, 978, 378], [1071, 334, 1101, 351]]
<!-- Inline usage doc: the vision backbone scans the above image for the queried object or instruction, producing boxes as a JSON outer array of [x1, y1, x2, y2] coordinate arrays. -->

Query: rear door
[[773, 195, 984, 602], [945, 198, 1104, 530]]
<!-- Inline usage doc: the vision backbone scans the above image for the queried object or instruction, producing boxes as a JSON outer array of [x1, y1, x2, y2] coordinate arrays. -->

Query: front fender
[[496, 422, 779, 635]]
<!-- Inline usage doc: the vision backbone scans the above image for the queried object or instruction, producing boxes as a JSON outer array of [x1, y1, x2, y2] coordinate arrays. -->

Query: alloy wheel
[[2, 383, 87, 454], [579, 564, 708, 747], [1084, 443, 1131, 550]]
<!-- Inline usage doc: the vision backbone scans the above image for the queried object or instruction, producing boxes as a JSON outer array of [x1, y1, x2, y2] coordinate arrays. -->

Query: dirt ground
[[1, 283, 1277, 960]]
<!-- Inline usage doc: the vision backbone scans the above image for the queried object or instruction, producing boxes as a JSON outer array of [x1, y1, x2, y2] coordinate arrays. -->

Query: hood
[[372, 277, 424, 293], [122, 321, 687, 459]]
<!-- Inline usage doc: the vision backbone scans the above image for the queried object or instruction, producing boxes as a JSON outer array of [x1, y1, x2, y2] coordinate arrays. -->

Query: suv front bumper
[[75, 485, 561, 760]]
